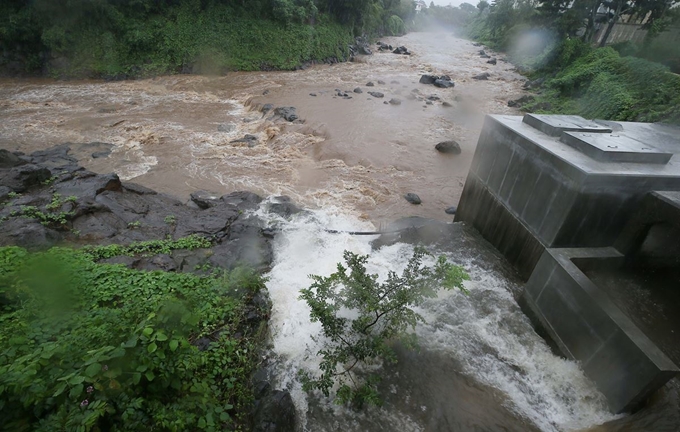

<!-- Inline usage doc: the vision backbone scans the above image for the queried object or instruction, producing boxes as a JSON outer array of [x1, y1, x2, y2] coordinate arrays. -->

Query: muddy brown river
[[2, 32, 679, 431], [0, 32, 524, 225]]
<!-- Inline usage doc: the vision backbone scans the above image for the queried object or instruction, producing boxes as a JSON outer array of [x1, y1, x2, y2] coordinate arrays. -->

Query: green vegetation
[[521, 39, 680, 123], [82, 234, 212, 261], [0, 0, 417, 78], [465, 0, 680, 124], [299, 247, 469, 406], [0, 245, 268, 431], [16, 193, 78, 229]]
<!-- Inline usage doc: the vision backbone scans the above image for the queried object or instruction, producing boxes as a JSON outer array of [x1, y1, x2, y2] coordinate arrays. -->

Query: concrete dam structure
[[455, 114, 680, 413]]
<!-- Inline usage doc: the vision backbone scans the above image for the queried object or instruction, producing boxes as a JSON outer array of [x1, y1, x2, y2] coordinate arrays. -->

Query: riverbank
[[0, 145, 295, 430], [0, 2, 354, 79]]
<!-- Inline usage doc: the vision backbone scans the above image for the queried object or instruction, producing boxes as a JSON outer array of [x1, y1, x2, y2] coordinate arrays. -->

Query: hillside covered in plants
[[0, 0, 416, 78]]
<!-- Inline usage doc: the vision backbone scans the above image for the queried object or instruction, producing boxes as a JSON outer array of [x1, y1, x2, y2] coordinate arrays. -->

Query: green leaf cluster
[[298, 247, 469, 406], [0, 245, 268, 431]]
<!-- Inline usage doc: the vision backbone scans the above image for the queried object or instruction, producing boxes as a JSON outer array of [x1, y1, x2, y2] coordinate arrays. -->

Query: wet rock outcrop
[[0, 145, 275, 272]]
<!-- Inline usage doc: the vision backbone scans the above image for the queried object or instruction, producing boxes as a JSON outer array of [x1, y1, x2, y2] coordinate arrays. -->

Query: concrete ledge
[[523, 247, 679, 413]]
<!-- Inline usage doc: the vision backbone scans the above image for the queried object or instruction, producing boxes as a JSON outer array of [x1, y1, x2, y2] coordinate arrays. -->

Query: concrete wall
[[523, 247, 679, 413], [456, 115, 680, 278]]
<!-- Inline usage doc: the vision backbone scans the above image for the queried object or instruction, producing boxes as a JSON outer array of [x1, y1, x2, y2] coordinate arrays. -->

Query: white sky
[[427, 0, 474, 7]]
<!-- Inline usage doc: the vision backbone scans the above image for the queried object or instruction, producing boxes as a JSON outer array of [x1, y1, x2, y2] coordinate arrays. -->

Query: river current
[[1, 31, 678, 431]]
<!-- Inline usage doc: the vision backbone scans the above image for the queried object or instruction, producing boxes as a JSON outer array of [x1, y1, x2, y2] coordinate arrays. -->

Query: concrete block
[[523, 247, 678, 413]]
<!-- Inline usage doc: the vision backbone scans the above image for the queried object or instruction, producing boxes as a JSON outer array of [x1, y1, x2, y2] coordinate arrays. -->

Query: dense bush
[[524, 41, 680, 124], [0, 245, 267, 431]]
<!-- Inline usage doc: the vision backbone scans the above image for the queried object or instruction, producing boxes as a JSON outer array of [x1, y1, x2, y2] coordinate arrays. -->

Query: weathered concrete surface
[[455, 114, 680, 278], [522, 247, 679, 413]]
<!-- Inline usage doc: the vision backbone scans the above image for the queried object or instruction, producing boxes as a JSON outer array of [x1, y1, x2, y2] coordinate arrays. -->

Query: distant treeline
[[0, 0, 416, 78]]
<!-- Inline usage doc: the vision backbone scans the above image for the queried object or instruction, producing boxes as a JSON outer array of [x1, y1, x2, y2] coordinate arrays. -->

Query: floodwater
[[0, 32, 524, 225], [2, 31, 678, 431]]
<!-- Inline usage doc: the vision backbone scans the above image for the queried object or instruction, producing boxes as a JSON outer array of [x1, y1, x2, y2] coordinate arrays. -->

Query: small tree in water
[[299, 247, 469, 406]]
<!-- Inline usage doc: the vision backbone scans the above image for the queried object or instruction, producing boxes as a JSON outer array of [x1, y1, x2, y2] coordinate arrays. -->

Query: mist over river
[[2, 32, 678, 431]]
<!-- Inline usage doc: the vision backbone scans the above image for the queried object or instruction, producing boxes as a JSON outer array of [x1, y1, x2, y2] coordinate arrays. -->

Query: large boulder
[[0, 149, 26, 168], [435, 141, 462, 154], [0, 163, 51, 192]]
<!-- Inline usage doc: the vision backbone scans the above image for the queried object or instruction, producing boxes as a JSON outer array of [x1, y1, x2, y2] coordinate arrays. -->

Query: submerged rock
[[472, 72, 491, 80], [404, 193, 422, 205], [368, 92, 384, 98], [217, 123, 236, 132], [389, 98, 402, 105]]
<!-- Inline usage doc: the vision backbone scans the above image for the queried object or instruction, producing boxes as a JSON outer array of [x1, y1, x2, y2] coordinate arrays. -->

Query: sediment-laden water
[[2, 31, 678, 431]]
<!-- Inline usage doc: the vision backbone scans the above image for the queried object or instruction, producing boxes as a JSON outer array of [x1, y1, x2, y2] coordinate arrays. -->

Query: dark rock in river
[[368, 92, 384, 98], [221, 191, 263, 210], [190, 190, 221, 209], [0, 145, 274, 271], [393, 46, 410, 55], [377, 80, 385, 84], [0, 163, 51, 193], [404, 193, 422, 205], [389, 98, 402, 105], [273, 107, 298, 122], [231, 134, 258, 146], [91, 151, 111, 159], [445, 206, 458, 215], [261, 103, 274, 114], [435, 140, 462, 154], [419, 74, 438, 85], [353, 87, 363, 94], [472, 72, 491, 80], [442, 101, 453, 107], [267, 196, 302, 218], [0, 149, 26, 168], [487, 58, 497, 65], [253, 389, 296, 432], [434, 79, 455, 88], [366, 81, 375, 87], [479, 50, 486, 56]]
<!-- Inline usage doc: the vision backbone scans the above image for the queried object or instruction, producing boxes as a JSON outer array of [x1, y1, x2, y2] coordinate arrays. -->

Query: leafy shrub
[[0, 246, 267, 431], [385, 15, 405, 36], [298, 247, 469, 406]]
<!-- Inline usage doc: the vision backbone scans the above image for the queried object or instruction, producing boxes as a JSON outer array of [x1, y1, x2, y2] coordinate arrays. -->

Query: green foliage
[[525, 42, 680, 124], [17, 193, 76, 229], [0, 245, 268, 431], [298, 247, 469, 406], [0, 0, 354, 77], [385, 15, 406, 36], [82, 234, 212, 261]]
